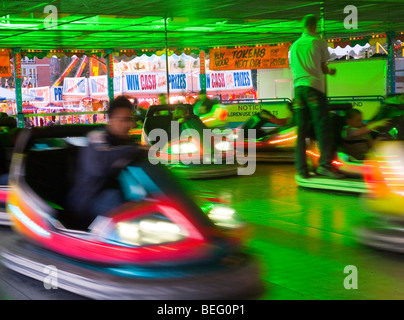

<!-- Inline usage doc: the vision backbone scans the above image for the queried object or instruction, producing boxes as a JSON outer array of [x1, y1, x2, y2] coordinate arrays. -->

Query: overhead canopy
[[0, 1, 404, 50]]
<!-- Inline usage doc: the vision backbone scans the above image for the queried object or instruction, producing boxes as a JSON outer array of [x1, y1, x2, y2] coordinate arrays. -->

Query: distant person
[[241, 110, 273, 139], [195, 94, 217, 116], [172, 105, 189, 126], [341, 109, 390, 160], [170, 104, 206, 140], [290, 14, 339, 179], [159, 94, 167, 105]]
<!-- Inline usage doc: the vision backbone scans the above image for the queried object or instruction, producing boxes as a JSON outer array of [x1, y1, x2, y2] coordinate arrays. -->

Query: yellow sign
[[209, 45, 290, 71], [224, 102, 291, 123], [0, 52, 11, 77]]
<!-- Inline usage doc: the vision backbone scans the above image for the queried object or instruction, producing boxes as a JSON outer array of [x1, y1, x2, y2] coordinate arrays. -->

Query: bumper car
[[355, 140, 404, 252], [232, 122, 297, 163], [193, 101, 228, 129], [1, 125, 263, 300], [295, 101, 404, 193], [142, 104, 239, 179], [129, 127, 143, 143], [354, 96, 404, 252]]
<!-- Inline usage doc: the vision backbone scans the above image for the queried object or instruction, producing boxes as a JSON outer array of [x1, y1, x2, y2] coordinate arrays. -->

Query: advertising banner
[[0, 52, 11, 77], [123, 72, 188, 94], [63, 77, 88, 96], [89, 76, 122, 96], [209, 45, 289, 71], [29, 86, 50, 102], [51, 86, 64, 102], [202, 70, 253, 92]]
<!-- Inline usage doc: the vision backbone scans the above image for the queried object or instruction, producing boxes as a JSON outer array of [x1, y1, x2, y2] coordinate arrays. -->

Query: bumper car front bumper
[[2, 237, 264, 300]]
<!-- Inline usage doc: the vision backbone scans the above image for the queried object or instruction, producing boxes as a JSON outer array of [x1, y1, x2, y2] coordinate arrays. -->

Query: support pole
[[199, 48, 206, 95], [387, 31, 396, 95], [13, 48, 24, 128], [320, 2, 325, 39], [164, 17, 170, 103], [319, 2, 328, 95], [106, 49, 114, 103]]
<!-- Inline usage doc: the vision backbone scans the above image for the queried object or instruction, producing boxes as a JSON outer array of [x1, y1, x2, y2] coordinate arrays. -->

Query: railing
[[222, 97, 293, 104], [328, 95, 385, 102], [9, 111, 108, 127], [222, 96, 385, 105]]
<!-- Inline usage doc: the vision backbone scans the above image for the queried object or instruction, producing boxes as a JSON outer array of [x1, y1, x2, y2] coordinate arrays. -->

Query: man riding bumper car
[[1, 122, 263, 299], [142, 104, 239, 179], [233, 103, 296, 162]]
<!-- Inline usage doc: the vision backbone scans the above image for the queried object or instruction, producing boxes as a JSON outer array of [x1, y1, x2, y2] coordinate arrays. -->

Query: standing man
[[290, 14, 341, 179]]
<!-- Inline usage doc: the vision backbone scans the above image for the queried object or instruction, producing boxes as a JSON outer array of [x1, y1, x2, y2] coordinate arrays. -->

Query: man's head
[[345, 108, 363, 128], [158, 94, 167, 105], [302, 14, 318, 34], [108, 96, 135, 139]]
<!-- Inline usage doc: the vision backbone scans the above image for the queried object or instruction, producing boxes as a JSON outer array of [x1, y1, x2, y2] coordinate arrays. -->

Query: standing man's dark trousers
[[293, 86, 333, 177]]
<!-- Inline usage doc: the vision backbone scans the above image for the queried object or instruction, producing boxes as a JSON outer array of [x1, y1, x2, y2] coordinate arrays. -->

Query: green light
[[389, 127, 398, 139], [0, 4, 402, 49]]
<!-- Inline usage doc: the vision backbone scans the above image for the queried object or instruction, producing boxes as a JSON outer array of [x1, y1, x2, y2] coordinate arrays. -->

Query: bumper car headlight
[[110, 214, 188, 247], [207, 205, 244, 229], [170, 142, 199, 155], [215, 141, 233, 152]]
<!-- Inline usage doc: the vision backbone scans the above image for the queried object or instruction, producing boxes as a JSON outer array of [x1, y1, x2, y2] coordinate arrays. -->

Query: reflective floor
[[2, 163, 404, 299], [183, 164, 404, 300]]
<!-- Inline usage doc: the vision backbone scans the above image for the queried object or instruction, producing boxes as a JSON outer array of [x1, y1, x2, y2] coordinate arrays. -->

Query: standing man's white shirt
[[289, 31, 330, 93]]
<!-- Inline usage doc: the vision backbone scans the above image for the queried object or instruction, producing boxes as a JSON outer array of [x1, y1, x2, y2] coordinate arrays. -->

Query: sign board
[[51, 86, 64, 102], [223, 101, 291, 125], [123, 72, 188, 94], [0, 52, 11, 77], [209, 45, 289, 71], [63, 77, 88, 96], [29, 86, 50, 102], [89, 76, 122, 96], [201, 70, 253, 92]]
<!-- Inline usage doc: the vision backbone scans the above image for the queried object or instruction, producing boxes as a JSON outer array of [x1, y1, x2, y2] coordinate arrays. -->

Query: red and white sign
[[123, 71, 188, 95], [29, 86, 50, 102], [89, 75, 122, 96], [63, 77, 88, 96], [201, 70, 253, 92]]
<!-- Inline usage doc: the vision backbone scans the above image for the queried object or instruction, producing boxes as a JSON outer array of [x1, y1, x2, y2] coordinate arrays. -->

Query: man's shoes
[[316, 166, 345, 179]]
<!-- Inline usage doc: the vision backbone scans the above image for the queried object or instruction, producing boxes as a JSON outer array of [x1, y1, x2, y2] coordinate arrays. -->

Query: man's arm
[[319, 40, 336, 75], [348, 119, 391, 137], [321, 62, 336, 75]]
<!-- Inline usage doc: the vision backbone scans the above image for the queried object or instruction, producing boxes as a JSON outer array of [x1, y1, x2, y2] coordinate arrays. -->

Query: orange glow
[[306, 150, 344, 166], [202, 118, 214, 123], [268, 135, 297, 145]]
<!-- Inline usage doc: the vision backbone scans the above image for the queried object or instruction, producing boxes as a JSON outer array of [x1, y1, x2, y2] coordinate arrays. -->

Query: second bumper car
[[142, 104, 239, 179], [295, 101, 402, 193]]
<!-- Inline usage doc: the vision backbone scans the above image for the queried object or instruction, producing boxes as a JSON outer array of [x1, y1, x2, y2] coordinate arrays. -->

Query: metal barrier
[[222, 97, 292, 105], [8, 111, 108, 127], [327, 95, 385, 103]]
